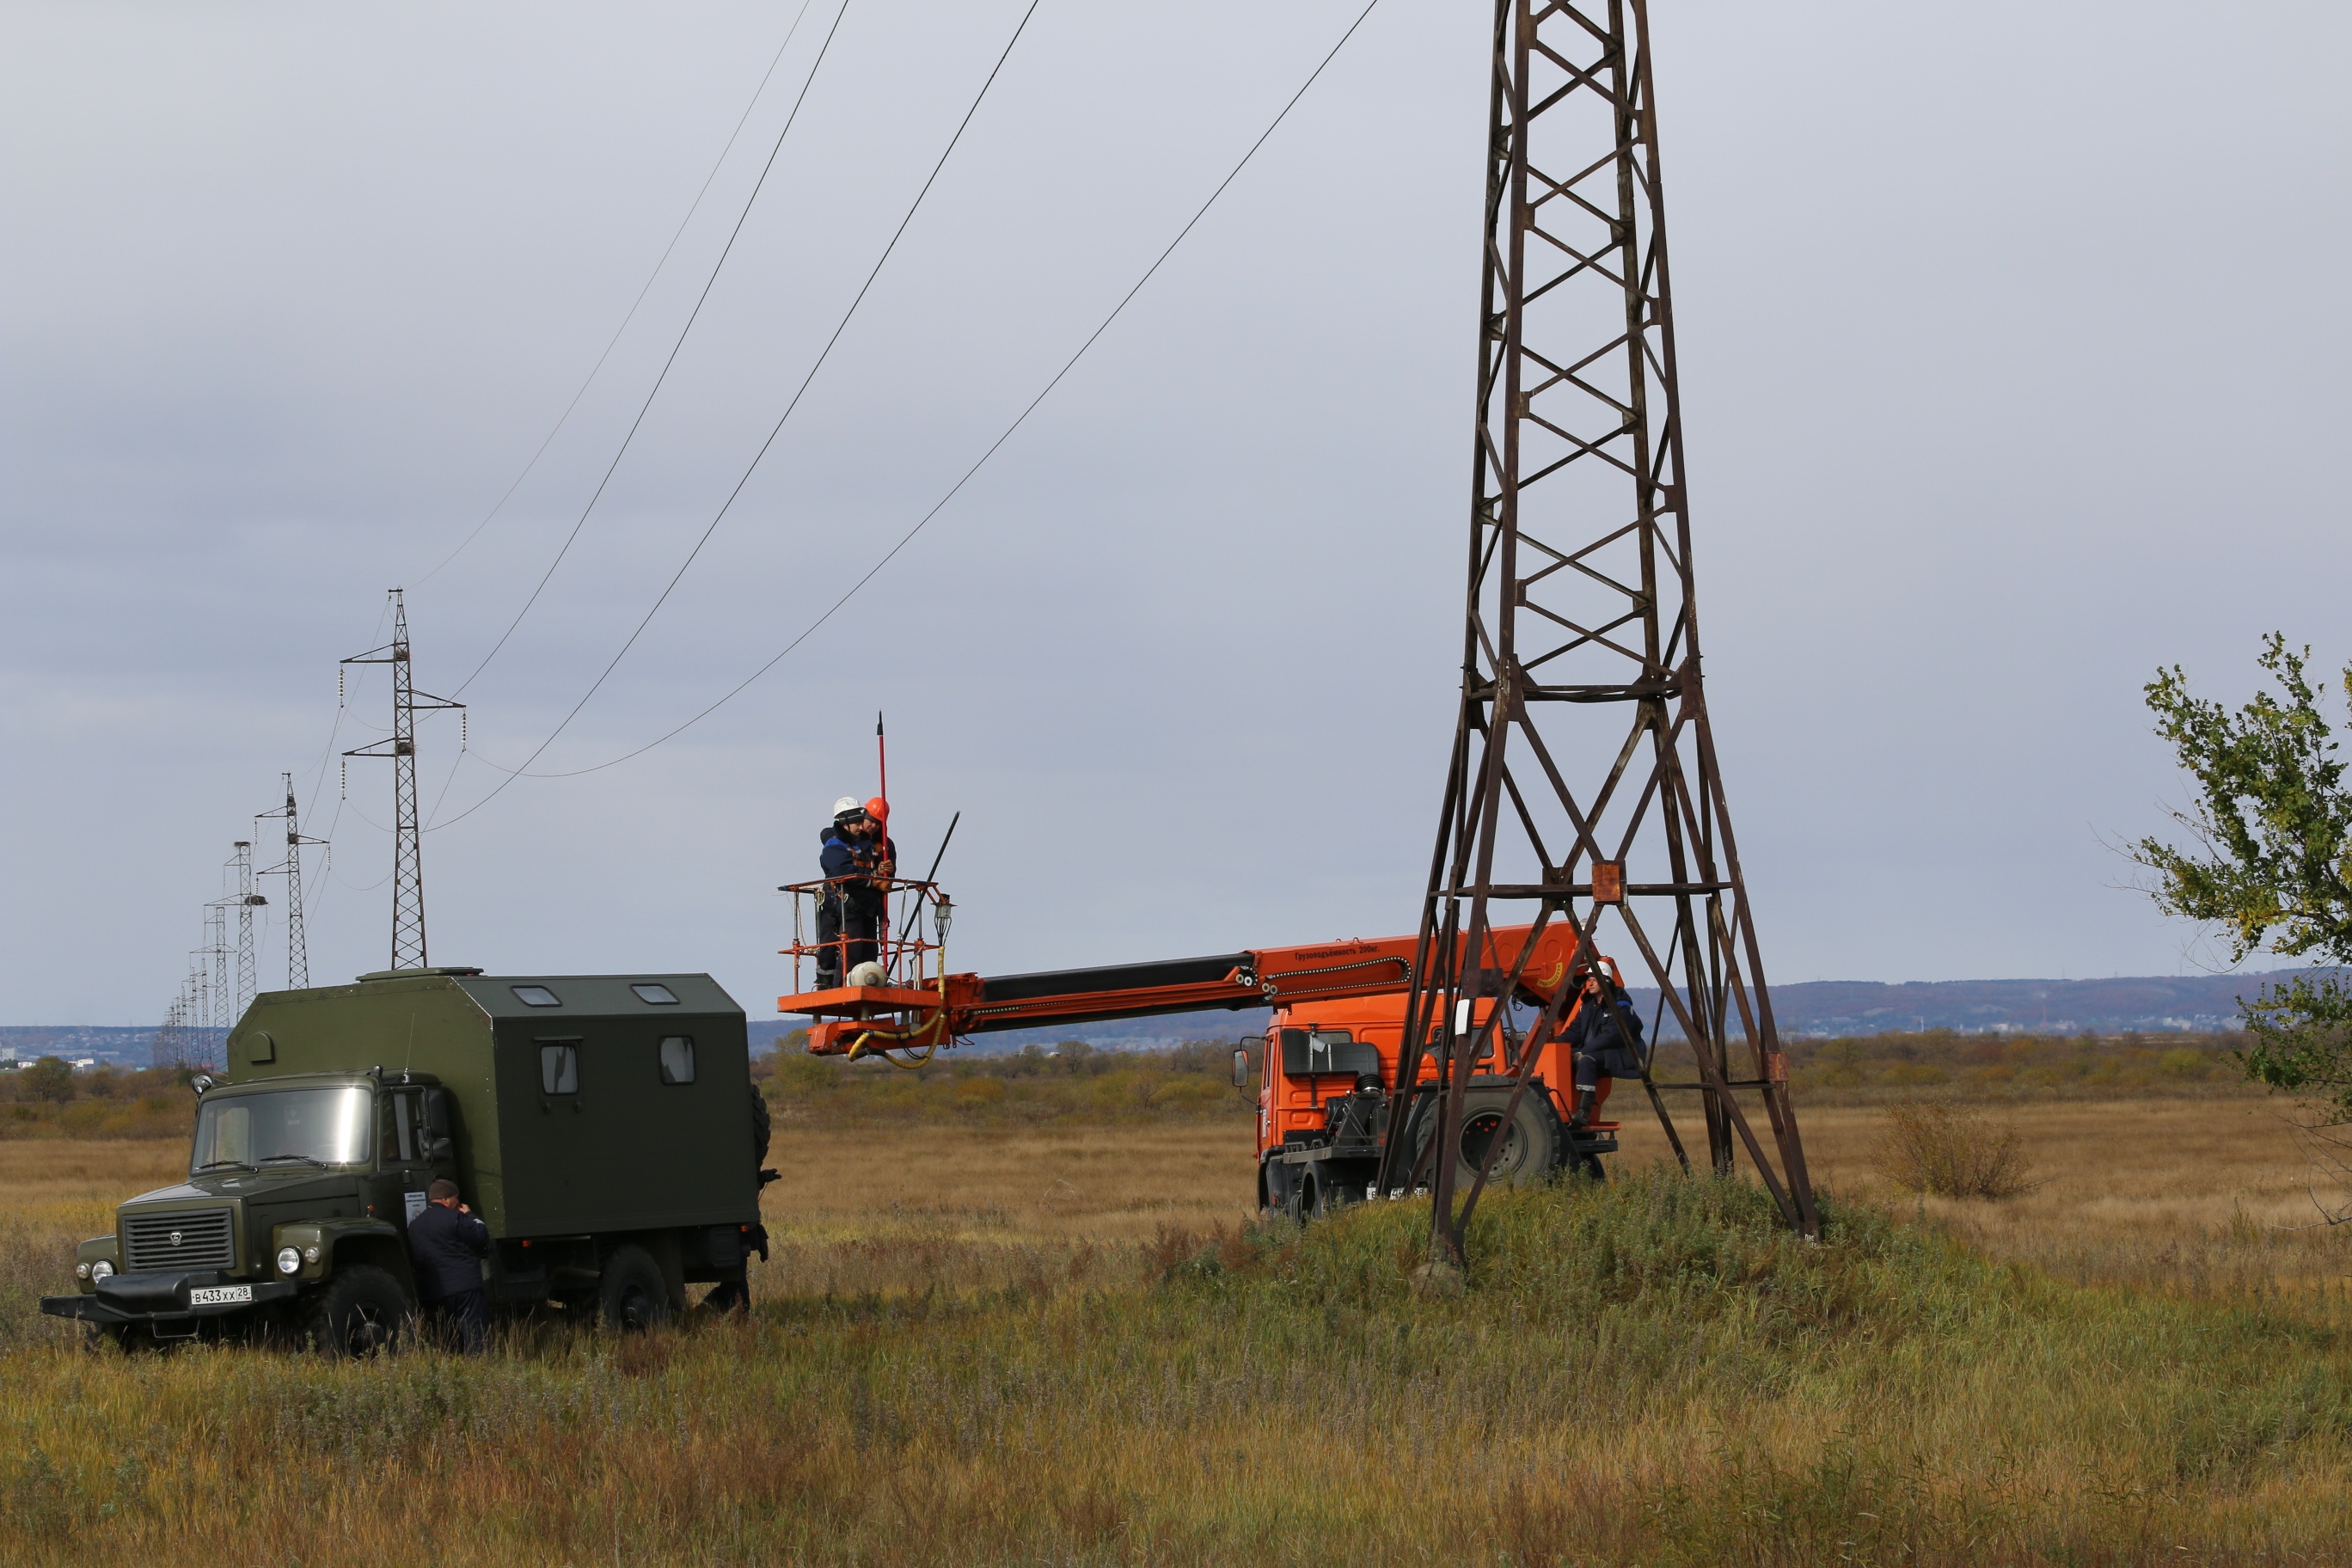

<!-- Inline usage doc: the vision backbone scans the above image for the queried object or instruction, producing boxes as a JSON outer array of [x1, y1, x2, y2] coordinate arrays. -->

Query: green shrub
[[1872, 1101, 2037, 1198]]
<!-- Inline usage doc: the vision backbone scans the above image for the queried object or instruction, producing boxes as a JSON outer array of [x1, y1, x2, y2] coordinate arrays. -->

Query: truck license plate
[[188, 1285, 252, 1307]]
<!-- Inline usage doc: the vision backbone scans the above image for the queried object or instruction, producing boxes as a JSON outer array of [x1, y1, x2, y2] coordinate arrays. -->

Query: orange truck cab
[[1242, 988, 1622, 1221]]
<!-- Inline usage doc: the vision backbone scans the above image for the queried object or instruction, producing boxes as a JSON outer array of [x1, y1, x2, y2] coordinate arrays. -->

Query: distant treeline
[[0, 1030, 2269, 1142], [761, 1026, 2262, 1126], [1700, 1028, 2253, 1105], [758, 1038, 1250, 1128], [0, 1061, 195, 1139]]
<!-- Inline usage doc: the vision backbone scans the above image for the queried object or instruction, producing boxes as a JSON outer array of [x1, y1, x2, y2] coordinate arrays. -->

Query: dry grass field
[[8, 1097, 2352, 1564], [1623, 1096, 2352, 1297]]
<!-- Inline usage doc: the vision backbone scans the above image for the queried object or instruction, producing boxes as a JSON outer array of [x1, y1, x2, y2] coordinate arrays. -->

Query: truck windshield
[[192, 1087, 373, 1173]]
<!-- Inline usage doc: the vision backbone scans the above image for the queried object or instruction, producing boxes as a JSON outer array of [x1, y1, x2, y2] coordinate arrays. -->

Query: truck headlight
[[303, 1245, 321, 1265], [76, 1262, 90, 1280], [277, 1246, 303, 1277], [89, 1260, 113, 1282]]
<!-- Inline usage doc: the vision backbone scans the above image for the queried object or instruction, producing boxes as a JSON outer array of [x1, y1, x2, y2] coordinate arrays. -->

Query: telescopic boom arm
[[779, 922, 1592, 1056]]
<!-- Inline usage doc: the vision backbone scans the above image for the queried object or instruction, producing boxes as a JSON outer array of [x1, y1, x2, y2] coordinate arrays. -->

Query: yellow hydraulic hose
[[843, 919, 952, 1069]]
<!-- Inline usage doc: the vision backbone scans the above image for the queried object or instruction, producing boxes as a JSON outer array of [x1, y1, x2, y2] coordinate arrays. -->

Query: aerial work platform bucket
[[775, 876, 959, 1062]]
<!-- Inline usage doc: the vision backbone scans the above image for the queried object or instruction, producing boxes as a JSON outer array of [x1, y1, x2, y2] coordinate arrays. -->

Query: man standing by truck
[[408, 1179, 491, 1354]]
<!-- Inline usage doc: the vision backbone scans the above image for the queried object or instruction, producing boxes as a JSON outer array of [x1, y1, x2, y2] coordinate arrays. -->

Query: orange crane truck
[[775, 881, 1634, 1217]]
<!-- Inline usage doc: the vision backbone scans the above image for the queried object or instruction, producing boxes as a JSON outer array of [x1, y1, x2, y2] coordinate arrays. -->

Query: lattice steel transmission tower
[[343, 590, 464, 971], [150, 990, 186, 1069], [257, 773, 322, 989], [202, 902, 230, 1031], [229, 839, 265, 1019], [1380, 0, 1817, 1257]]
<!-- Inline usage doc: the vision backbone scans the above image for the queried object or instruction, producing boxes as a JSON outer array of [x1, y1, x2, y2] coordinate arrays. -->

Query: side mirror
[[426, 1136, 455, 1162], [1231, 1048, 1251, 1090]]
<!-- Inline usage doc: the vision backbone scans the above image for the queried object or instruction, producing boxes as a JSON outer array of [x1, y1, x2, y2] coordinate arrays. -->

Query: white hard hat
[[831, 795, 862, 818]]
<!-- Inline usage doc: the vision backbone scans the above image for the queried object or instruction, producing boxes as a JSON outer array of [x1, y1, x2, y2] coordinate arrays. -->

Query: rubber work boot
[[1568, 1087, 1597, 1131]]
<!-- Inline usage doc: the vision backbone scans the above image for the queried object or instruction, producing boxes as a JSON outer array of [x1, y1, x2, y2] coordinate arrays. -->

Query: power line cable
[[413, 0, 819, 594], [444, 0, 1382, 797], [429, 0, 1044, 829], [450, 0, 856, 697]]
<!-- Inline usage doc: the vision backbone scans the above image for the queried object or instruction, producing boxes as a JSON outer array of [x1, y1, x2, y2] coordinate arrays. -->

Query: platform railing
[[775, 877, 953, 1000]]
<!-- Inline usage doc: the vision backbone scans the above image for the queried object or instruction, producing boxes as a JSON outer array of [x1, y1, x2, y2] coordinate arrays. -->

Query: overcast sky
[[4, 1, 2348, 1026]]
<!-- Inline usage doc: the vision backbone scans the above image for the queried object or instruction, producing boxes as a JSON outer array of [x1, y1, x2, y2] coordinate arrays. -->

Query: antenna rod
[[876, 711, 887, 813], [895, 809, 960, 946]]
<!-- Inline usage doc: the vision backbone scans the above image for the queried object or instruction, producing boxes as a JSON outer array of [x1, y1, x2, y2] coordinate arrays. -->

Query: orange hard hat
[[863, 797, 888, 825]]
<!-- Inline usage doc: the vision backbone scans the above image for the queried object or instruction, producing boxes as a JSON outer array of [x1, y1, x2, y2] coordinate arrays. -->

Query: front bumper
[[41, 1270, 300, 1326]]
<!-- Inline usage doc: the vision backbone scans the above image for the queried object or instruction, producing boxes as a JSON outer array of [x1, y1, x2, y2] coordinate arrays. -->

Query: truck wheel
[[1570, 1150, 1608, 1182], [1308, 1173, 1357, 1221], [703, 1277, 750, 1314], [598, 1246, 671, 1333], [1418, 1092, 1559, 1191], [303, 1265, 410, 1359]]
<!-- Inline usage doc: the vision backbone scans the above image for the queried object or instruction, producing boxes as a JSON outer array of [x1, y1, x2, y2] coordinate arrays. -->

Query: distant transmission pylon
[[201, 902, 230, 1037], [1381, 0, 1818, 1259], [344, 590, 464, 971], [257, 773, 323, 989], [230, 839, 264, 1019], [150, 991, 183, 1069]]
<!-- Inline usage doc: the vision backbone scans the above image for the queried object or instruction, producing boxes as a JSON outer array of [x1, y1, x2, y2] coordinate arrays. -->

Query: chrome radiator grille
[[123, 1208, 236, 1273]]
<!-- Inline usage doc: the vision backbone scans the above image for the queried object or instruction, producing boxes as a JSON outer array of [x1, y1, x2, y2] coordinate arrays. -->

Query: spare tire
[[750, 1084, 773, 1167], [1416, 1089, 1559, 1191]]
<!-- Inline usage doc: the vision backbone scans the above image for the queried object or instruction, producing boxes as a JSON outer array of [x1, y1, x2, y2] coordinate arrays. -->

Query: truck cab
[[1245, 989, 1621, 1221], [48, 1070, 456, 1352]]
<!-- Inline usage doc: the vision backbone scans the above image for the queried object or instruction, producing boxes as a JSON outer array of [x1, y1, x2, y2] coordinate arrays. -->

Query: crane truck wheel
[[301, 1265, 410, 1359], [598, 1245, 672, 1333], [1417, 1091, 1559, 1191]]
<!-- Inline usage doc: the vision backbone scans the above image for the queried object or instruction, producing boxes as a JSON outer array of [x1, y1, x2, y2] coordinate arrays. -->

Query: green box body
[[227, 971, 756, 1240]]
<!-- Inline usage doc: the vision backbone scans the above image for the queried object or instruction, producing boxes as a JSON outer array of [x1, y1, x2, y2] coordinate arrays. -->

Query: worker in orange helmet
[[859, 799, 898, 885]]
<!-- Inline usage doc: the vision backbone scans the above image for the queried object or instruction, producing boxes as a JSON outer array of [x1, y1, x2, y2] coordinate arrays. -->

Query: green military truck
[[42, 967, 773, 1355]]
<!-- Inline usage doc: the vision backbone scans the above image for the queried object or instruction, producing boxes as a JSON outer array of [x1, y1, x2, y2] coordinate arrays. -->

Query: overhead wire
[[429, 0, 1045, 829], [412, 0, 820, 594], [294, 3, 826, 939], [442, 0, 1384, 796], [450, 0, 856, 698]]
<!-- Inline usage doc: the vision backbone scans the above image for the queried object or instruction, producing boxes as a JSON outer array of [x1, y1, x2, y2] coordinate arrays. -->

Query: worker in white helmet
[[814, 797, 878, 989]]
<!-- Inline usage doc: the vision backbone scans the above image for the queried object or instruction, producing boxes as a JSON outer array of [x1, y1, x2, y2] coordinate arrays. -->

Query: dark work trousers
[[433, 1287, 489, 1355], [816, 893, 879, 984], [1573, 1044, 1645, 1092]]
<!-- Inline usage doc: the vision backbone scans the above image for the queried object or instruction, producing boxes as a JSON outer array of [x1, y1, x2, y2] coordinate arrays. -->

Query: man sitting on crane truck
[[1564, 966, 1645, 1130]]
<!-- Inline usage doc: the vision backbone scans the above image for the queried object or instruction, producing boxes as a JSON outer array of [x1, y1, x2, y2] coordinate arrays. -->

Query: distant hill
[[43, 969, 2326, 1069], [747, 970, 2342, 1057], [749, 1009, 1271, 1057], [0, 1026, 199, 1067], [1637, 970, 2343, 1038]]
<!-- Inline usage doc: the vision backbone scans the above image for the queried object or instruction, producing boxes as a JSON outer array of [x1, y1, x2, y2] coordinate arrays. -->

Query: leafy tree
[[21, 1056, 76, 1103], [2136, 634, 2352, 1117]]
